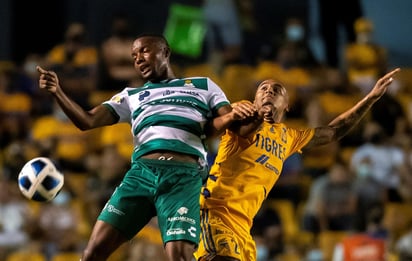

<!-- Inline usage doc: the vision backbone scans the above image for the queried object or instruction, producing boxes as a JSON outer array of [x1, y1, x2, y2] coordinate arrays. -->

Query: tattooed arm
[[305, 68, 400, 149]]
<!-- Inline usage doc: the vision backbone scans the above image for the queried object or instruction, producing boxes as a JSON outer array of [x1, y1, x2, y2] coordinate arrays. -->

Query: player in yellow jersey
[[194, 67, 400, 261]]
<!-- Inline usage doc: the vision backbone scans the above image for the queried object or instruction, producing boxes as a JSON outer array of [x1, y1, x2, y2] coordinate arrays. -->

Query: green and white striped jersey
[[103, 77, 230, 161]]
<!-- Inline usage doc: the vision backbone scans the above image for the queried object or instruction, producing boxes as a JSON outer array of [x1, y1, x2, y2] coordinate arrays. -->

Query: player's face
[[131, 36, 170, 82], [254, 80, 289, 122]]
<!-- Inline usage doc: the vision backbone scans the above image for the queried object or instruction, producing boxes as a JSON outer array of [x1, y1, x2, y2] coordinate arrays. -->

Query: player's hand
[[369, 68, 400, 99], [231, 100, 256, 120], [37, 66, 60, 94]]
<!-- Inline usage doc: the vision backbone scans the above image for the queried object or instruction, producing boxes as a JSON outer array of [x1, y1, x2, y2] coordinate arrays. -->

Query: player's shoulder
[[174, 77, 221, 90]]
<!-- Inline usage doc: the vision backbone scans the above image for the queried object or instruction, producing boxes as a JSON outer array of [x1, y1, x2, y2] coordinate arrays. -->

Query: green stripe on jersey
[[133, 115, 203, 137]]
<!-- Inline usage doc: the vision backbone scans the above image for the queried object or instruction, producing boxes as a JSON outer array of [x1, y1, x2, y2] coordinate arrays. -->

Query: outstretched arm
[[305, 68, 400, 149], [37, 66, 117, 130]]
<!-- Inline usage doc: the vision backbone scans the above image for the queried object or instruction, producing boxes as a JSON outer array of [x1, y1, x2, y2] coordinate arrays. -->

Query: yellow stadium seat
[[383, 202, 412, 241], [181, 63, 223, 86], [89, 90, 117, 107], [6, 251, 46, 261], [318, 231, 347, 261], [267, 199, 299, 243], [276, 252, 301, 261], [0, 93, 32, 113], [220, 64, 256, 102], [51, 252, 82, 261], [395, 67, 412, 93], [107, 244, 128, 261]]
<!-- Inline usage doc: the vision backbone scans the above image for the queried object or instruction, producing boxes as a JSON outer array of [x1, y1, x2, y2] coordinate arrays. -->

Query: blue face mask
[[256, 245, 269, 261], [52, 190, 71, 206], [286, 25, 304, 41], [357, 163, 371, 178]]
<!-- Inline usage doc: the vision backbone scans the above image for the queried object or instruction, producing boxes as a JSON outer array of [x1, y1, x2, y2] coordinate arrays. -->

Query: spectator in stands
[[0, 179, 34, 260], [44, 22, 98, 109], [302, 158, 358, 234], [350, 121, 406, 202], [343, 17, 389, 95], [317, 0, 363, 68], [35, 188, 85, 260], [97, 13, 137, 91], [203, 0, 243, 73], [251, 201, 284, 261]]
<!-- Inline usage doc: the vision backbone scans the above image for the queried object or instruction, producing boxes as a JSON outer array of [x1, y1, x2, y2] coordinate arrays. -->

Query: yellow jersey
[[195, 122, 314, 260], [201, 121, 314, 229]]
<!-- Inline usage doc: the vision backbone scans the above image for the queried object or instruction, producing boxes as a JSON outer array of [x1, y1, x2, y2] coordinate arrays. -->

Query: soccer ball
[[18, 157, 64, 202]]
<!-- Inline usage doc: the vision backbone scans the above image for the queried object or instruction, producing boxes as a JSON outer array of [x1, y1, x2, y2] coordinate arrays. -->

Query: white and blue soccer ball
[[18, 157, 64, 202]]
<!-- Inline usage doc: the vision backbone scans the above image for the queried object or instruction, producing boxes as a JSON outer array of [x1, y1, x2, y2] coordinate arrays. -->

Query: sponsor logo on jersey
[[188, 226, 197, 237], [104, 204, 125, 216], [138, 90, 150, 101], [167, 216, 196, 224], [255, 154, 280, 175], [167, 228, 186, 236]]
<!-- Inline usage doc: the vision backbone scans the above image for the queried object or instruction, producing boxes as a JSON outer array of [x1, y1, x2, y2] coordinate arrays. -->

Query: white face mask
[[357, 32, 372, 44], [286, 25, 304, 41]]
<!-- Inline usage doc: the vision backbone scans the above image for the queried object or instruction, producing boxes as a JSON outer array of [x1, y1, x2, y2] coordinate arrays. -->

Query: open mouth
[[140, 65, 150, 74]]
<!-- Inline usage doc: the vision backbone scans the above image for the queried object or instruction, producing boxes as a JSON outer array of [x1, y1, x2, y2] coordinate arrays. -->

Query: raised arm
[[37, 66, 117, 130], [305, 68, 400, 149]]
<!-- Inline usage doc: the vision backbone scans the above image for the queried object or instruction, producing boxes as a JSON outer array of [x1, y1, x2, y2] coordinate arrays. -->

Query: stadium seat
[[220, 64, 256, 102], [6, 251, 46, 261], [318, 231, 347, 261], [51, 252, 82, 261], [276, 252, 301, 261], [267, 199, 299, 243], [181, 63, 223, 86], [383, 202, 412, 240]]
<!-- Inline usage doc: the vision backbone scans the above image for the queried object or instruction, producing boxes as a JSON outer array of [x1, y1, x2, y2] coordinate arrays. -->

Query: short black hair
[[135, 33, 170, 48]]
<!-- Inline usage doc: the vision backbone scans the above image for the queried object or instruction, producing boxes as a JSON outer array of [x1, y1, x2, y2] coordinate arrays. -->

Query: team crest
[[184, 80, 195, 87], [111, 95, 124, 104], [177, 207, 188, 215]]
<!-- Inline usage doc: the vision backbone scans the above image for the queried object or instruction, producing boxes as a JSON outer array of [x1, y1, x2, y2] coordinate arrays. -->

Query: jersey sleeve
[[102, 88, 131, 123], [206, 77, 230, 114], [287, 127, 315, 155]]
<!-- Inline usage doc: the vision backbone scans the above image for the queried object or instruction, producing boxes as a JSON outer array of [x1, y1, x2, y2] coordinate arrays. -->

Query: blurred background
[[1, 0, 412, 261]]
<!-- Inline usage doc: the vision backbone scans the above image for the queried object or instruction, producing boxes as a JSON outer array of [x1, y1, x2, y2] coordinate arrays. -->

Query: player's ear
[[164, 46, 171, 59]]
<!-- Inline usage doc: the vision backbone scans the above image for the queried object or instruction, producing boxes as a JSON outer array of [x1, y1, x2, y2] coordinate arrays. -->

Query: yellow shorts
[[194, 208, 256, 261]]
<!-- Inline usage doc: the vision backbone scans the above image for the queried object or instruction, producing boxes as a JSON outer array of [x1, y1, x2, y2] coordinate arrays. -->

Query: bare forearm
[[230, 117, 262, 138], [205, 113, 237, 137], [52, 89, 94, 130], [53, 88, 115, 130]]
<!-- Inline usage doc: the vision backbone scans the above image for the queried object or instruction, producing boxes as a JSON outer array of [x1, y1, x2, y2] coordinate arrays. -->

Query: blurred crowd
[[1, 1, 412, 260]]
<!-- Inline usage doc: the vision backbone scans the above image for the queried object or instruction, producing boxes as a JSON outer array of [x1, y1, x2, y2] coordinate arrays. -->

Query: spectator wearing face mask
[[254, 17, 321, 119], [274, 17, 321, 70], [350, 121, 406, 203], [343, 17, 389, 94]]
